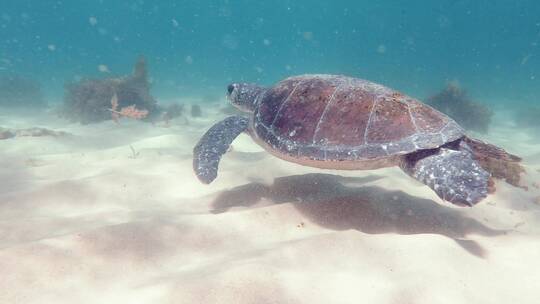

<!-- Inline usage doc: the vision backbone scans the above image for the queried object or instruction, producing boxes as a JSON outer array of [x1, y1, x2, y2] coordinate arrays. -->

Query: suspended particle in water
[[285, 65, 292, 71], [47, 44, 56, 51], [302, 31, 313, 41], [437, 15, 451, 28], [254, 66, 264, 73], [263, 39, 271, 46], [172, 19, 179, 27], [403, 36, 415, 46], [98, 64, 110, 73], [222, 34, 238, 50], [377, 44, 386, 54], [253, 17, 264, 30], [218, 7, 232, 17], [185, 55, 193, 64], [521, 54, 532, 65], [89, 16, 98, 26]]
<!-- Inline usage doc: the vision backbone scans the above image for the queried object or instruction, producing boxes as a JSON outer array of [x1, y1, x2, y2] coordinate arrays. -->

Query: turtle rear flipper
[[193, 115, 249, 184], [463, 137, 525, 189], [401, 147, 490, 207]]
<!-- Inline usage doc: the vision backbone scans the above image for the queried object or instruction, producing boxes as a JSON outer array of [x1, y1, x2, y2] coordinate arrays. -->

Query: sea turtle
[[193, 75, 523, 207]]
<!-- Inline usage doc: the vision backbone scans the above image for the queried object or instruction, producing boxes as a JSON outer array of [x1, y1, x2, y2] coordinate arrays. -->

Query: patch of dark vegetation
[[156, 103, 186, 126], [0, 74, 45, 108], [61, 57, 159, 124], [427, 82, 493, 133], [0, 127, 69, 140]]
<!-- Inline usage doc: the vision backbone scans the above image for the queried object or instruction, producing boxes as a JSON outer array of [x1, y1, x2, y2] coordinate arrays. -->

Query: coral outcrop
[[427, 83, 493, 133], [62, 57, 158, 124]]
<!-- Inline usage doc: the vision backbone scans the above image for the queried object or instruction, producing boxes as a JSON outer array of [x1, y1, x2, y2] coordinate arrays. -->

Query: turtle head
[[227, 83, 266, 113]]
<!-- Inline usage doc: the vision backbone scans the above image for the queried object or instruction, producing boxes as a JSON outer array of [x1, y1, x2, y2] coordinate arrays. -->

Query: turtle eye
[[227, 84, 235, 95]]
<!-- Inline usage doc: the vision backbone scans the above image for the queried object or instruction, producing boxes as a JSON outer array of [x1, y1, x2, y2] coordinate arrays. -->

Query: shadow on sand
[[212, 173, 505, 258]]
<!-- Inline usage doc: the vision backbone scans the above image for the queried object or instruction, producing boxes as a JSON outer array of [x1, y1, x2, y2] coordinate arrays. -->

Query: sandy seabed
[[1, 103, 539, 304]]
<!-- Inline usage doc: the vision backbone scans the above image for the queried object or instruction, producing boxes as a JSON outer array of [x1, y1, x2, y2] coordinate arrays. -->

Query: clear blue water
[[2, 0, 539, 103]]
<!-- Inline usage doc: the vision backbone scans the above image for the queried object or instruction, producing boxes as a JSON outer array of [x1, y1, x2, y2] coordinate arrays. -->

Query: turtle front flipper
[[193, 115, 249, 184], [400, 146, 490, 207]]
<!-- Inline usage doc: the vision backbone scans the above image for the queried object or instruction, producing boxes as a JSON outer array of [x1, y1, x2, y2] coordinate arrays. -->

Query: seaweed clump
[[0, 75, 45, 108], [62, 57, 158, 124], [0, 127, 68, 140], [157, 103, 186, 126], [426, 82, 493, 133]]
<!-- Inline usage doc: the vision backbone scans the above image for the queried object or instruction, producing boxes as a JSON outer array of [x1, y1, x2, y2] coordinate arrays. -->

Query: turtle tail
[[462, 137, 525, 189]]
